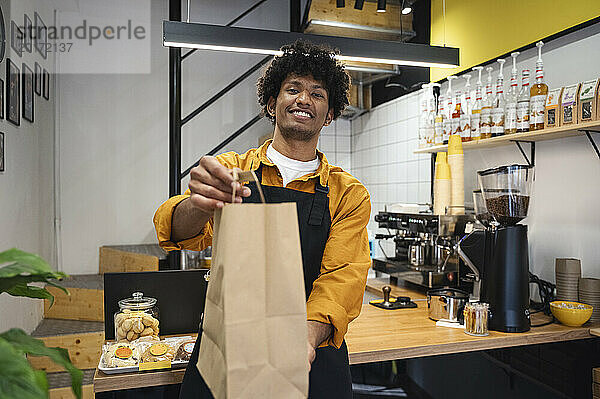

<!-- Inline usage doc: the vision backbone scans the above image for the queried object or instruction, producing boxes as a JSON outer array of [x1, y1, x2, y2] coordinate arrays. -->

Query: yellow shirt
[[153, 140, 371, 348]]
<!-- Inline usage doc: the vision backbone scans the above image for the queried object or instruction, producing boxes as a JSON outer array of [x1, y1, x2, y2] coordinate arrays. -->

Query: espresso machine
[[458, 164, 533, 333], [373, 208, 482, 292]]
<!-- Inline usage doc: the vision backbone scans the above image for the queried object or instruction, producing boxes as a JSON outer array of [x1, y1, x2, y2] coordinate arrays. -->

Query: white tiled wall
[[349, 92, 433, 233], [317, 119, 352, 172]]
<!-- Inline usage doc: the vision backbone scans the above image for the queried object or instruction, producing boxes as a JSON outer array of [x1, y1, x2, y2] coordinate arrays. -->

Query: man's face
[[268, 74, 333, 142]]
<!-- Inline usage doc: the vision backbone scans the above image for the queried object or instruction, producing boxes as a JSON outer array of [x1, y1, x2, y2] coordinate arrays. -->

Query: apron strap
[[308, 180, 329, 227], [254, 163, 263, 182], [252, 164, 266, 201]]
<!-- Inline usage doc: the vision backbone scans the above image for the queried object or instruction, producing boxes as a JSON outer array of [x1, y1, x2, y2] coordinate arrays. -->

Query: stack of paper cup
[[579, 278, 600, 323], [433, 152, 451, 215], [555, 258, 581, 302], [447, 135, 464, 215]]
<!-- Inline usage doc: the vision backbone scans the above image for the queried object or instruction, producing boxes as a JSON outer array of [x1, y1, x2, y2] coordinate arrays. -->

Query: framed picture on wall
[[10, 20, 22, 57], [34, 12, 47, 60], [22, 63, 33, 123], [43, 69, 49, 100], [7, 59, 20, 126], [0, 132, 4, 172], [24, 14, 32, 53], [0, 79, 4, 120], [34, 62, 41, 95]]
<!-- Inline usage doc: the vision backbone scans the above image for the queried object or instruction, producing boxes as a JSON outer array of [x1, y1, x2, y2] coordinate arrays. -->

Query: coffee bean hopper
[[458, 164, 534, 333], [477, 164, 533, 227]]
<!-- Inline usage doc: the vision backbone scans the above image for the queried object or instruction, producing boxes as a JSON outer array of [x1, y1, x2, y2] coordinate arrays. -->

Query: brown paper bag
[[198, 202, 309, 399]]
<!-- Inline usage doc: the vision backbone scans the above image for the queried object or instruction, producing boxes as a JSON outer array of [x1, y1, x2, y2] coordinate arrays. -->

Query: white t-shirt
[[266, 144, 320, 187]]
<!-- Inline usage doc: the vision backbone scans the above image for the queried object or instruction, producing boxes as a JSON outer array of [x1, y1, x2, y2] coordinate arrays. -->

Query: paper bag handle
[[232, 169, 266, 204]]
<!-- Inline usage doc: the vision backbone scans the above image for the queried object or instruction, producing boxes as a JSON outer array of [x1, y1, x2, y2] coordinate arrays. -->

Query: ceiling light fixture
[[163, 22, 459, 69], [354, 0, 364, 10], [402, 6, 412, 14], [336, 0, 345, 7], [377, 0, 386, 12]]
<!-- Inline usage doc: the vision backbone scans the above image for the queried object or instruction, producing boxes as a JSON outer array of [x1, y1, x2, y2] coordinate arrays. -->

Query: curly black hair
[[257, 40, 350, 123]]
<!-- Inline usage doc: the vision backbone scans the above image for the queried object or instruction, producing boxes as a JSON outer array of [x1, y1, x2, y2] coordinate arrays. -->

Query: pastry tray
[[98, 336, 194, 375], [98, 358, 189, 375]]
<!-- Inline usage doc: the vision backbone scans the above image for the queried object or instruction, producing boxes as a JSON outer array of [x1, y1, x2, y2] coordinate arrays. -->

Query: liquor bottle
[[529, 41, 548, 131], [443, 76, 457, 144], [418, 84, 429, 148], [471, 66, 483, 141], [452, 89, 462, 138], [491, 59, 506, 137], [443, 106, 452, 144], [505, 52, 519, 134], [434, 94, 445, 146], [460, 74, 472, 142], [429, 83, 441, 146], [480, 67, 494, 139], [516, 69, 530, 132]]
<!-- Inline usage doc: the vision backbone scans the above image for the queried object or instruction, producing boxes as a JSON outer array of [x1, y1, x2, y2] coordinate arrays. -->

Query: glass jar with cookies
[[114, 292, 160, 342]]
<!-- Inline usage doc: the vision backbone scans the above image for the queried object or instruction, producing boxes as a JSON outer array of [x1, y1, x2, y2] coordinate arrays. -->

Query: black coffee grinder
[[460, 165, 533, 333]]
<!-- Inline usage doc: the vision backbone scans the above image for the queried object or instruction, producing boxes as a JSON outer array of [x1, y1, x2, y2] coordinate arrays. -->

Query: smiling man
[[154, 40, 371, 399]]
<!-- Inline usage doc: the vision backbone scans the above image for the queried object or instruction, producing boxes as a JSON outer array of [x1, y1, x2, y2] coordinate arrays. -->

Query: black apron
[[179, 164, 352, 399]]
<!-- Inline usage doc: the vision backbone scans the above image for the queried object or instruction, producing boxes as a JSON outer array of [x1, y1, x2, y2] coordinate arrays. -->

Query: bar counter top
[[94, 278, 596, 393]]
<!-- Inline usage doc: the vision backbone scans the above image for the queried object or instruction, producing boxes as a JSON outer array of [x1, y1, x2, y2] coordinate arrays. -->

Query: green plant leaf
[[0, 248, 56, 277], [44, 278, 70, 296], [6, 284, 56, 307], [0, 275, 69, 295], [0, 329, 83, 399], [0, 262, 67, 281], [0, 249, 70, 308], [0, 336, 48, 399], [32, 369, 49, 394]]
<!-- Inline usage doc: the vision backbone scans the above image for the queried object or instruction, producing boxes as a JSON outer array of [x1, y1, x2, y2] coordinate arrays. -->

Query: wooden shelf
[[414, 120, 600, 154]]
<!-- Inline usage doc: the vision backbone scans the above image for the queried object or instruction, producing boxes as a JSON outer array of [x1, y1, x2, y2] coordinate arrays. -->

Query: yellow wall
[[430, 0, 600, 82]]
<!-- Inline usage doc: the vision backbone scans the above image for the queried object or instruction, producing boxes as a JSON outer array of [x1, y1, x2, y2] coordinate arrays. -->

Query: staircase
[[29, 245, 166, 398]]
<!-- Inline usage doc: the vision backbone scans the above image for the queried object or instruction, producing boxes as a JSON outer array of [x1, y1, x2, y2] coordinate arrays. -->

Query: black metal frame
[[512, 140, 535, 167], [169, 0, 182, 199], [580, 129, 600, 159], [167, 0, 182, 269]]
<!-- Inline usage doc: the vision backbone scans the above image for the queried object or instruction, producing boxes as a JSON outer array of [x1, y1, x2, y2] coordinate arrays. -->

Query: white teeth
[[292, 110, 311, 118]]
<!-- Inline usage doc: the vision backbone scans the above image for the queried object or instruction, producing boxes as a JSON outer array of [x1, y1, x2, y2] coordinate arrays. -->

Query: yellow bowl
[[550, 301, 593, 327]]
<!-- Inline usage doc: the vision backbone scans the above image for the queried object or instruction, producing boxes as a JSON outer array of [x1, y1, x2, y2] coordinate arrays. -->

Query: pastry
[[174, 340, 196, 362], [102, 342, 140, 368], [141, 327, 154, 337], [115, 311, 159, 342], [141, 341, 177, 363]]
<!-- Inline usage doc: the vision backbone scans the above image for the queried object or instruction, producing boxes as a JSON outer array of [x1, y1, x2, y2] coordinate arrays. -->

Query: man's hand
[[188, 156, 251, 213], [306, 321, 332, 371], [171, 156, 251, 242]]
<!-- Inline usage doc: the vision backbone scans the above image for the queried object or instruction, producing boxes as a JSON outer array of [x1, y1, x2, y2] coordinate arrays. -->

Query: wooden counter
[[346, 302, 595, 365], [94, 279, 596, 392]]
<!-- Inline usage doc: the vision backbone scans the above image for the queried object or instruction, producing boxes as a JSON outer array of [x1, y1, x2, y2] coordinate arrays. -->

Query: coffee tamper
[[369, 285, 418, 310], [381, 286, 393, 308]]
